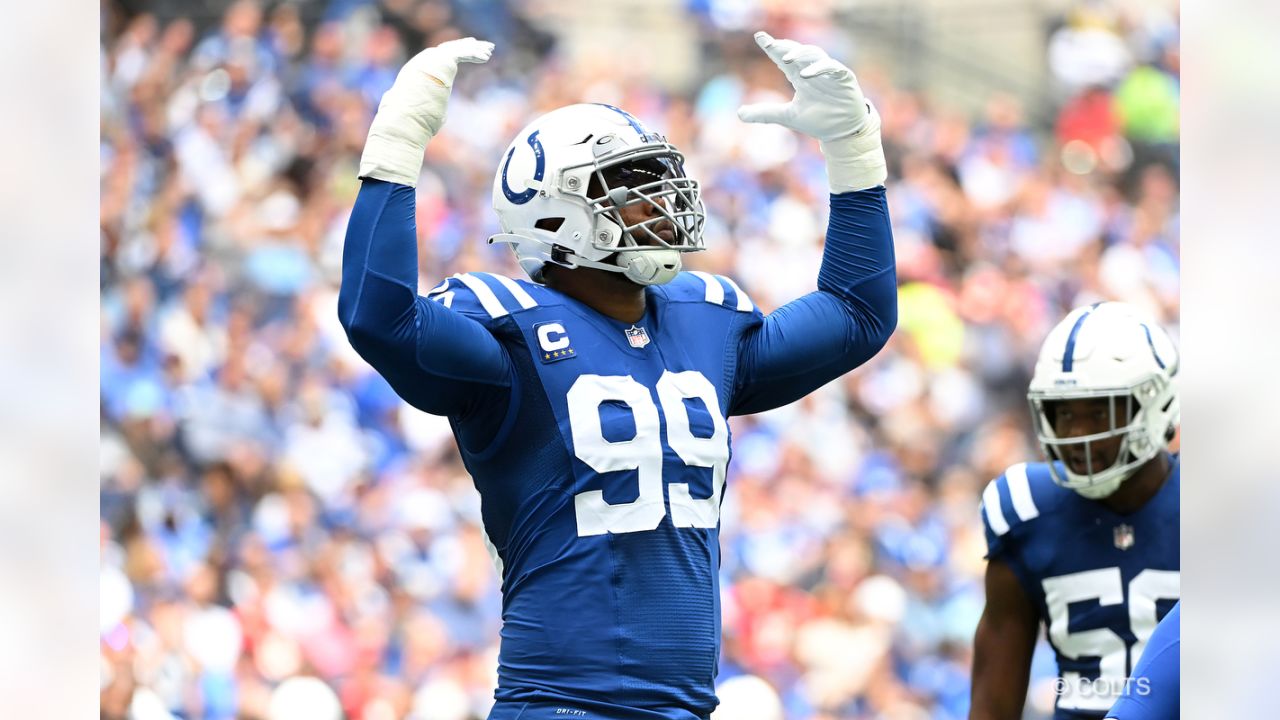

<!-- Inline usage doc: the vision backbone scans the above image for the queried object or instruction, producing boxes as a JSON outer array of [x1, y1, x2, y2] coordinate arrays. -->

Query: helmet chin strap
[[557, 248, 683, 286], [1072, 475, 1125, 499], [488, 232, 684, 286], [1055, 450, 1134, 499], [616, 248, 682, 285]]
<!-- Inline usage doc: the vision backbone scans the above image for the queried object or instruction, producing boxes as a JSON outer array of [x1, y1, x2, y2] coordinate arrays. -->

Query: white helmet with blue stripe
[[1027, 302, 1180, 498], [488, 103, 705, 286]]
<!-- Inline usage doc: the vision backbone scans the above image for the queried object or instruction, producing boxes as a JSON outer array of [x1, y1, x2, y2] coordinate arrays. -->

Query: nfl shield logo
[[625, 325, 650, 349], [1113, 524, 1136, 550]]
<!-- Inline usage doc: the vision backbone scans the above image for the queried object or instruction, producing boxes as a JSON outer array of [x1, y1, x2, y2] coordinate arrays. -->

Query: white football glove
[[359, 37, 494, 187], [737, 32, 887, 193]]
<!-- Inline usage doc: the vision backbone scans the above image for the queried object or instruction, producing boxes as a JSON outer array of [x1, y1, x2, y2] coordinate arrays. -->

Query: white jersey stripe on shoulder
[[453, 273, 508, 318], [982, 479, 1010, 536], [484, 272, 539, 310], [719, 275, 754, 312], [1005, 463, 1040, 522], [689, 271, 725, 305], [425, 279, 450, 296]]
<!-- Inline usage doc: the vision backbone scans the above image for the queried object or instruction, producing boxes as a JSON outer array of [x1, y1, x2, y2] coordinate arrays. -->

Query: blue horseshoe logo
[[500, 130, 545, 205]]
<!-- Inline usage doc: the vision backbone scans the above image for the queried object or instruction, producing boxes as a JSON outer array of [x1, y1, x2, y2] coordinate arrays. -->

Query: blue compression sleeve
[[1107, 601, 1180, 719], [339, 179, 513, 424], [730, 187, 897, 415]]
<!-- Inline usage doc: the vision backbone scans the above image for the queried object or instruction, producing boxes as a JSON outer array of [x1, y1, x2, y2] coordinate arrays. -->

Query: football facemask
[[583, 143, 703, 254]]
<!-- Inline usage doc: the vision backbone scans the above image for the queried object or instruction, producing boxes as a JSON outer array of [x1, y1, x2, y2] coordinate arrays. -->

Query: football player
[[339, 34, 897, 720], [1106, 600, 1180, 719], [970, 302, 1180, 719]]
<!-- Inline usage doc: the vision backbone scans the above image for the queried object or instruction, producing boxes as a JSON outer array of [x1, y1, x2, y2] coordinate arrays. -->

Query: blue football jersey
[[432, 270, 763, 719], [980, 458, 1180, 719]]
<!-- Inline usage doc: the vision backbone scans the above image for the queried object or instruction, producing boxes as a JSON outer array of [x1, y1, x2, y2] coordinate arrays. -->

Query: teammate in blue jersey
[[1106, 600, 1179, 719], [339, 35, 897, 720], [970, 302, 1181, 720]]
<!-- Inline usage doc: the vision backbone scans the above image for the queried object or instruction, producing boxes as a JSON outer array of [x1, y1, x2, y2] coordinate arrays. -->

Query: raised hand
[[360, 38, 495, 187], [738, 31, 886, 191], [737, 32, 876, 142], [400, 37, 494, 91]]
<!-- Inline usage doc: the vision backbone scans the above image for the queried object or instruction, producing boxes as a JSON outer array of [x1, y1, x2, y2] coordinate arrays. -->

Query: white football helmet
[[1027, 302, 1180, 498], [488, 103, 705, 286]]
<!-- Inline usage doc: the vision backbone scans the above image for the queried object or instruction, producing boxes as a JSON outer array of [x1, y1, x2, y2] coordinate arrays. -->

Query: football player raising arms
[[339, 34, 897, 720]]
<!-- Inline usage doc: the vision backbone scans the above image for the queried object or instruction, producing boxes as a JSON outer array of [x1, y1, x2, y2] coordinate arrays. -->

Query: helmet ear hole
[[535, 217, 565, 232]]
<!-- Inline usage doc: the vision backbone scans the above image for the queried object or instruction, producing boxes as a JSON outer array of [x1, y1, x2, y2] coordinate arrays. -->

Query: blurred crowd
[[99, 0, 1179, 718]]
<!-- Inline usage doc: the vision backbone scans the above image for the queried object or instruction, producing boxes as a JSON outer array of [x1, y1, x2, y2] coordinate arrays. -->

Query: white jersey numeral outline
[[566, 371, 729, 536], [1042, 567, 1180, 712]]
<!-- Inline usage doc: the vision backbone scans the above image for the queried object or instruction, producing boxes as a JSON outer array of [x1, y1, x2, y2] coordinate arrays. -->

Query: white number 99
[[567, 371, 729, 537]]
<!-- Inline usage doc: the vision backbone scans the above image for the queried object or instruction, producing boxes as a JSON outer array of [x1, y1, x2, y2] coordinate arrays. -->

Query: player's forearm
[[731, 31, 894, 352], [339, 178, 421, 345], [968, 697, 1024, 720], [969, 603, 1034, 720], [341, 35, 484, 337], [339, 179, 512, 418], [728, 190, 896, 415], [969, 673, 1028, 720], [969, 652, 1030, 720], [815, 186, 898, 353]]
